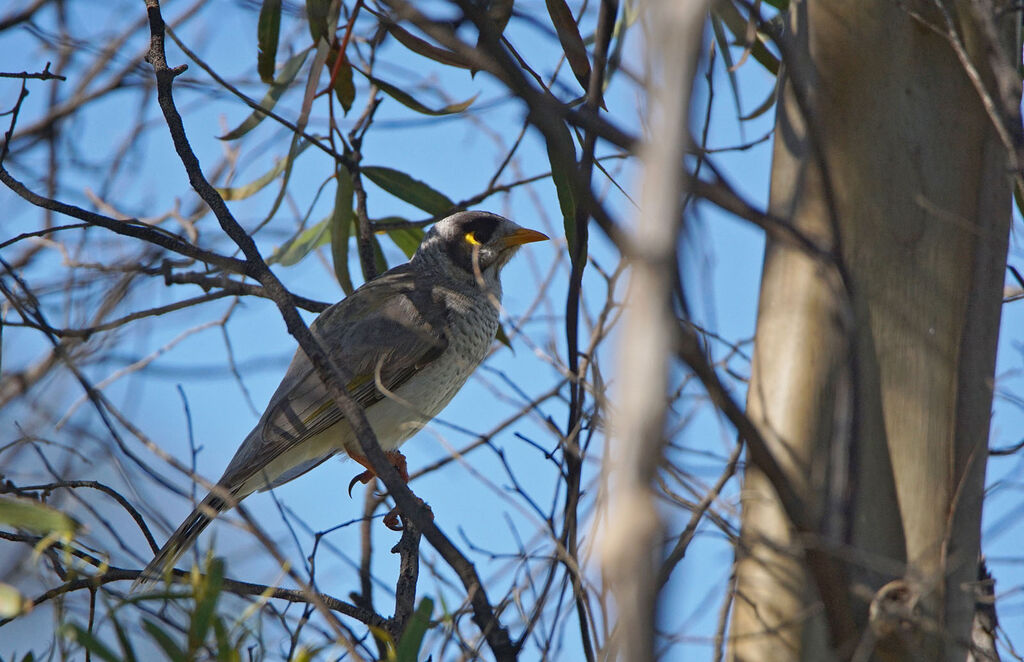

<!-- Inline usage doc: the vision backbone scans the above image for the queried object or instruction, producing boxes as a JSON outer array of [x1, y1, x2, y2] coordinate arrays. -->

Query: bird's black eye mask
[[447, 216, 501, 274], [461, 216, 497, 246]]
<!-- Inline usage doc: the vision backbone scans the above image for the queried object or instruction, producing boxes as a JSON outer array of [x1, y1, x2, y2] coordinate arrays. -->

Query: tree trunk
[[729, 1, 1016, 660]]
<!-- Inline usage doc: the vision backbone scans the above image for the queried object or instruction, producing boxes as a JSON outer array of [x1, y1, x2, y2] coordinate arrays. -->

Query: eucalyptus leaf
[[270, 217, 331, 266], [188, 557, 224, 653], [61, 624, 123, 662], [331, 164, 355, 294], [362, 166, 454, 215], [220, 50, 309, 141], [257, 0, 282, 83], [354, 67, 477, 116], [495, 323, 513, 351], [379, 221, 425, 258], [0, 584, 28, 619], [305, 0, 331, 44], [329, 49, 356, 112], [215, 139, 311, 200], [143, 620, 187, 662], [0, 496, 80, 536], [545, 121, 578, 268], [545, 0, 591, 91], [396, 597, 434, 662], [384, 21, 473, 69]]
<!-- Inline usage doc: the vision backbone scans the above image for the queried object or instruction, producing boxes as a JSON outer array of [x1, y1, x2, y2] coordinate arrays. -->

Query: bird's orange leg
[[347, 450, 409, 496], [346, 451, 431, 531]]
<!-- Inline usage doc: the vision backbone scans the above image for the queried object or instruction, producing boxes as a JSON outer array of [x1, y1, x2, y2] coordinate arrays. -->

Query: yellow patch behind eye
[[465, 231, 482, 246]]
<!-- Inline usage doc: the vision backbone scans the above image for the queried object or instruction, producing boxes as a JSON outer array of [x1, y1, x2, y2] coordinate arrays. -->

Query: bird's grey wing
[[216, 265, 449, 493]]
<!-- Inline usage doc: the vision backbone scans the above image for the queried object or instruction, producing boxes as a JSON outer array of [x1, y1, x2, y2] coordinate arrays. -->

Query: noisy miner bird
[[138, 211, 547, 583]]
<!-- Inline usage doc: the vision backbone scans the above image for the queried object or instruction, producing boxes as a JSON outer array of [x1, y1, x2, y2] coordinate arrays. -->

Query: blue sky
[[2, 1, 1023, 659]]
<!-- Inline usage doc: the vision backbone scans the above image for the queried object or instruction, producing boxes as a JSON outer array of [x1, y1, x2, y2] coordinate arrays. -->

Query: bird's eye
[[465, 231, 482, 246]]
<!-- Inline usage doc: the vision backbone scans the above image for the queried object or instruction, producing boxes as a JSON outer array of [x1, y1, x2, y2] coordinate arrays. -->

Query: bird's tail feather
[[132, 493, 227, 590]]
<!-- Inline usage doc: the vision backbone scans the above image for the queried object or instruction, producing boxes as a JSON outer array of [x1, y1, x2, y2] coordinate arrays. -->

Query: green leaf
[[713, 0, 780, 75], [328, 48, 356, 112], [257, 0, 282, 83], [305, 0, 331, 44], [354, 67, 477, 116], [215, 140, 311, 201], [475, 0, 514, 66], [396, 597, 434, 662], [330, 164, 355, 294], [212, 616, 240, 662], [220, 50, 309, 141], [740, 77, 779, 121], [270, 217, 331, 266], [188, 557, 224, 653], [495, 323, 513, 351], [544, 121, 578, 268], [143, 620, 186, 662], [371, 234, 388, 275], [109, 605, 138, 662], [374, 218, 425, 258], [362, 166, 454, 216], [0, 583, 28, 618], [545, 0, 591, 92], [60, 624, 123, 662], [251, 37, 328, 227], [710, 15, 744, 123], [0, 496, 80, 536], [384, 21, 473, 69]]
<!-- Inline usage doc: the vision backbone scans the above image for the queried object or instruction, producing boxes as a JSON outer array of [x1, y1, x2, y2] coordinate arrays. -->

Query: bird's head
[[416, 211, 548, 281]]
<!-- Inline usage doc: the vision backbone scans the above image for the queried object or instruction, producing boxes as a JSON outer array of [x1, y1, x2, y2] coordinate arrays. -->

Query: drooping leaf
[[475, 0, 515, 61], [0, 496, 80, 536], [710, 14, 744, 124], [354, 67, 477, 116], [328, 47, 356, 112], [396, 597, 434, 662], [270, 218, 331, 266], [544, 121, 579, 268], [362, 166, 454, 215], [212, 617, 240, 662], [60, 624, 123, 662], [257, 0, 282, 83], [143, 620, 187, 662], [371, 234, 388, 275], [252, 38, 329, 227], [714, 0, 780, 75], [220, 50, 309, 141], [109, 604, 138, 662], [215, 140, 311, 200], [384, 21, 473, 69], [331, 164, 355, 294], [188, 557, 224, 653], [0, 583, 29, 618], [305, 0, 331, 44], [740, 77, 779, 121], [378, 220, 425, 258], [495, 323, 513, 351], [545, 0, 591, 92]]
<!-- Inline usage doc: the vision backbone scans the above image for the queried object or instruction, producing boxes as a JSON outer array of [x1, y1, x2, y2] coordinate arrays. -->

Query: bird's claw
[[347, 451, 410, 497], [347, 470, 375, 497], [382, 500, 433, 531]]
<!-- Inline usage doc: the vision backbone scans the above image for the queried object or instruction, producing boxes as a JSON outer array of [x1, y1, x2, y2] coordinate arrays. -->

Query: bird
[[137, 210, 548, 584]]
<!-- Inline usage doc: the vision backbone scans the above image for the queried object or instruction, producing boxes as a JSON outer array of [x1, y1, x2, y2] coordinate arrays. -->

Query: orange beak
[[500, 227, 549, 248]]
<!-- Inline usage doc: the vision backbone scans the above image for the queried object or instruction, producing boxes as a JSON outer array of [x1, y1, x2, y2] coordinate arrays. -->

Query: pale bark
[[599, 2, 706, 661], [730, 1, 1015, 660]]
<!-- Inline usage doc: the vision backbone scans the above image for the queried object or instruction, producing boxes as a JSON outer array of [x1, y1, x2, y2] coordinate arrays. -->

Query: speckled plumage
[[137, 211, 546, 584]]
